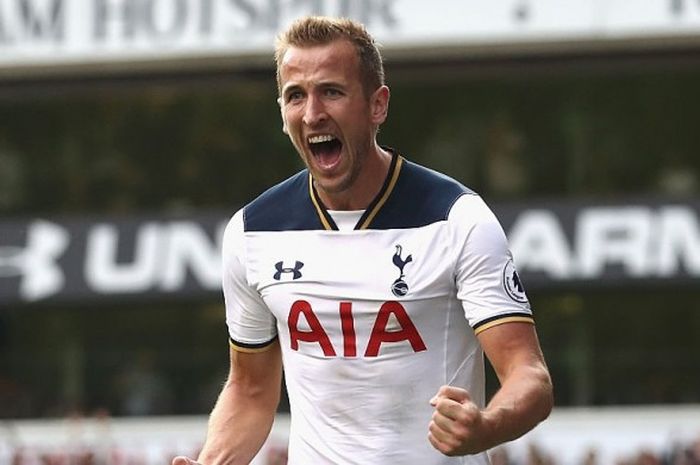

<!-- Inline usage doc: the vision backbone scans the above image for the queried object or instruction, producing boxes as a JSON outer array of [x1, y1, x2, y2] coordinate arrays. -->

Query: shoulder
[[448, 192, 500, 227], [401, 158, 475, 209], [222, 208, 245, 267], [371, 157, 476, 229], [242, 170, 324, 232], [449, 194, 511, 260]]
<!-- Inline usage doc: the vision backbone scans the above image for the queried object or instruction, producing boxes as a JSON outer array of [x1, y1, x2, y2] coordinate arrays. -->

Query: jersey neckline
[[308, 149, 403, 231]]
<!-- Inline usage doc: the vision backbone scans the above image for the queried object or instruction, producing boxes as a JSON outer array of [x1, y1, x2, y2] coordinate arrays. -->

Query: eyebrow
[[317, 81, 345, 90], [284, 79, 346, 92]]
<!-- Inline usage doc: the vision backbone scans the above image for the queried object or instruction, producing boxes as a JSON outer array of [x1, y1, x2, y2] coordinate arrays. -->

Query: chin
[[314, 174, 352, 195]]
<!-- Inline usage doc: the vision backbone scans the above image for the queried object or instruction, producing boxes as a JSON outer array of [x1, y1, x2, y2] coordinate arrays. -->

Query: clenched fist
[[428, 385, 493, 456]]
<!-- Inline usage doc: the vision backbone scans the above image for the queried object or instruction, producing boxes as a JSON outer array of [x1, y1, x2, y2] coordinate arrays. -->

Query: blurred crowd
[[490, 438, 700, 465], [0, 434, 699, 465]]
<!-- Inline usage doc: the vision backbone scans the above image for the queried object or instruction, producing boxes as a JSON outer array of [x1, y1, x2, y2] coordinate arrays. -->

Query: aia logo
[[288, 300, 426, 357], [273, 261, 304, 280], [391, 245, 412, 297]]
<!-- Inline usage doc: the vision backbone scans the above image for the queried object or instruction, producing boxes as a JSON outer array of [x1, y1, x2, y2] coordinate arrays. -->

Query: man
[[174, 16, 552, 465]]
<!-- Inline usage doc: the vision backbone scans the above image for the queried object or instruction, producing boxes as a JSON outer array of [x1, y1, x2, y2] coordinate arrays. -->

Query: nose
[[302, 94, 327, 127]]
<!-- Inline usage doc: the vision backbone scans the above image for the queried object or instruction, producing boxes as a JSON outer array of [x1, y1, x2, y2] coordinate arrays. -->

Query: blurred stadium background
[[1, 1, 699, 464]]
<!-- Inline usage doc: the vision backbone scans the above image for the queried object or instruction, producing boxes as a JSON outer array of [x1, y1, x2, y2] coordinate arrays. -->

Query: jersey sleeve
[[451, 195, 534, 335], [222, 209, 278, 352]]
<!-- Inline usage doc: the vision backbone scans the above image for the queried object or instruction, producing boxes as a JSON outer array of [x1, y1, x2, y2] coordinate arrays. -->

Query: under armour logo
[[391, 245, 412, 297], [273, 261, 304, 280], [0, 221, 69, 301]]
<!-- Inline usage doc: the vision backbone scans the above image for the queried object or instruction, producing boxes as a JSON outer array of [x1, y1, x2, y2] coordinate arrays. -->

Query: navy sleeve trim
[[472, 312, 535, 335], [229, 335, 279, 352]]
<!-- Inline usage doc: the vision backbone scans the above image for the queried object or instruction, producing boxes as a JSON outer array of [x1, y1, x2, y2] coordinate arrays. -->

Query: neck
[[316, 143, 392, 211]]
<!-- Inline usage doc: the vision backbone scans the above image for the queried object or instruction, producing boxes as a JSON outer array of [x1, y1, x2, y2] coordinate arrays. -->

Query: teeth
[[308, 134, 335, 144]]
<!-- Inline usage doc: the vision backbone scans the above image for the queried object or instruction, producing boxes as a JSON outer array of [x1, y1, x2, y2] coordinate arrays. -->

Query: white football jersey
[[222, 153, 533, 465]]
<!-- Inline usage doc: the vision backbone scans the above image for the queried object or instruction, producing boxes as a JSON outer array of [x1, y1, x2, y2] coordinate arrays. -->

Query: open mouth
[[308, 134, 343, 168]]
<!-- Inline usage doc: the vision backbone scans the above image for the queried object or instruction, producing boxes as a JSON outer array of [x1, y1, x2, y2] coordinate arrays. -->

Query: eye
[[286, 91, 304, 103], [327, 88, 341, 97]]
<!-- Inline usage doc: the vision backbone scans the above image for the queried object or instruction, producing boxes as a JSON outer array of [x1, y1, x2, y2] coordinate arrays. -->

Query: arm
[[174, 341, 283, 465], [429, 322, 553, 455]]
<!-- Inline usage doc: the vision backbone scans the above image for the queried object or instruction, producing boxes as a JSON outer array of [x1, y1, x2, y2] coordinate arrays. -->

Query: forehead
[[279, 40, 360, 87]]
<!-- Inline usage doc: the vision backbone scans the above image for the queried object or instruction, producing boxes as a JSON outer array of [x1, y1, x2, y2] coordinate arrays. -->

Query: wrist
[[479, 406, 507, 451]]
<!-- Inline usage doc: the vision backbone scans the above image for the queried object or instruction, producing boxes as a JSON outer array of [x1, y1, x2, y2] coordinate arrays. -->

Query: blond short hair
[[274, 16, 385, 97]]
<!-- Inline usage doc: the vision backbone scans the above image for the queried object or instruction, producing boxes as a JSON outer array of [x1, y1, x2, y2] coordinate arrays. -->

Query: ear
[[370, 85, 390, 126], [277, 97, 289, 135]]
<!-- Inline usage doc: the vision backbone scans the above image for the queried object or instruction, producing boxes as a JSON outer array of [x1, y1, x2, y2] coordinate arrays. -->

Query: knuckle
[[454, 410, 469, 424], [453, 427, 470, 442]]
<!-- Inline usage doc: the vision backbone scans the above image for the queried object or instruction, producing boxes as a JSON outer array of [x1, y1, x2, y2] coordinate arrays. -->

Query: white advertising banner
[[1, 199, 700, 305], [0, 0, 699, 73]]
